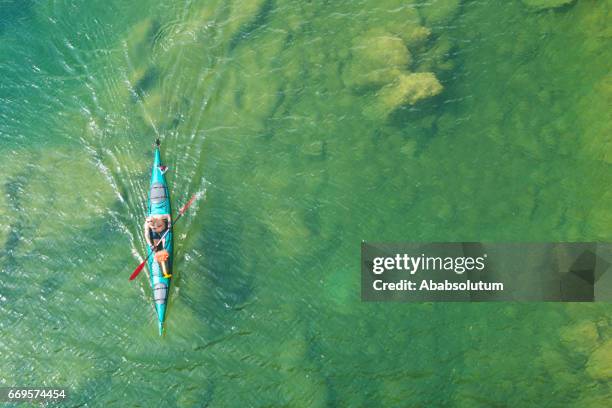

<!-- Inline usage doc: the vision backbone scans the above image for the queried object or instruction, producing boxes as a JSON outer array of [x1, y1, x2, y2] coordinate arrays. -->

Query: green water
[[1, 0, 611, 406]]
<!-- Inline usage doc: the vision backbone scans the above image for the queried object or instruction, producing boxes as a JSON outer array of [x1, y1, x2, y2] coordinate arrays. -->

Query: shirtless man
[[144, 214, 172, 278]]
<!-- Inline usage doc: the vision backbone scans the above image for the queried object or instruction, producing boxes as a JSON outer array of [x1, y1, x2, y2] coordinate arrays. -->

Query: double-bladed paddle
[[129, 194, 199, 281]]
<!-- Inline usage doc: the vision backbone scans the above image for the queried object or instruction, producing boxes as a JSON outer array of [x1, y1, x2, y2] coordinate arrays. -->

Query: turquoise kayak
[[147, 143, 173, 335]]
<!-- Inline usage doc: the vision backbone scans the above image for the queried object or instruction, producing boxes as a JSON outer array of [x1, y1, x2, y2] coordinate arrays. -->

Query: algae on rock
[[586, 339, 612, 380], [343, 27, 444, 119], [559, 320, 600, 355], [383, 72, 442, 105], [365, 72, 443, 118], [343, 29, 413, 90]]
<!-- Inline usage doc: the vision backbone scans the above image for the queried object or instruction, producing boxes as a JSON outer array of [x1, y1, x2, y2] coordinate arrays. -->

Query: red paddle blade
[[129, 260, 147, 281], [179, 194, 197, 215]]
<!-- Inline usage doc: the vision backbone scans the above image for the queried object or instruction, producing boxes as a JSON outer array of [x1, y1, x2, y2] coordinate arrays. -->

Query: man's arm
[[144, 221, 153, 248]]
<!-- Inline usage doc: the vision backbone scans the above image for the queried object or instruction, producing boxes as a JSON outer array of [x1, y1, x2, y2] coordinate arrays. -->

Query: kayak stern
[[156, 302, 167, 336]]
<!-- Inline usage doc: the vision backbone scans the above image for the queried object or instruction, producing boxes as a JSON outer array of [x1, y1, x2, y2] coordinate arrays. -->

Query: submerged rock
[[384, 7, 430, 48], [343, 29, 412, 89], [522, 0, 575, 10], [586, 339, 612, 380], [363, 72, 442, 119], [375, 72, 443, 114], [559, 320, 600, 354], [403, 25, 431, 50]]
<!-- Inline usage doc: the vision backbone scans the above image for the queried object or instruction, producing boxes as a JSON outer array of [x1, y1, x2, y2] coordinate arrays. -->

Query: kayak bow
[[147, 142, 173, 335]]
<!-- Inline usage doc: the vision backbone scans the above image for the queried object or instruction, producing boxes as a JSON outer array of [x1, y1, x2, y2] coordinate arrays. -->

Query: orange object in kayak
[[154, 250, 169, 263]]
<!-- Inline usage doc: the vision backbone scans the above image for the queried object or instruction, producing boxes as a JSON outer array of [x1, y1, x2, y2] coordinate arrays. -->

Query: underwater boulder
[[343, 29, 412, 89], [363, 72, 442, 119], [403, 25, 431, 50], [371, 72, 443, 117], [586, 339, 612, 380], [384, 6, 430, 48], [559, 320, 600, 355], [522, 0, 575, 10]]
